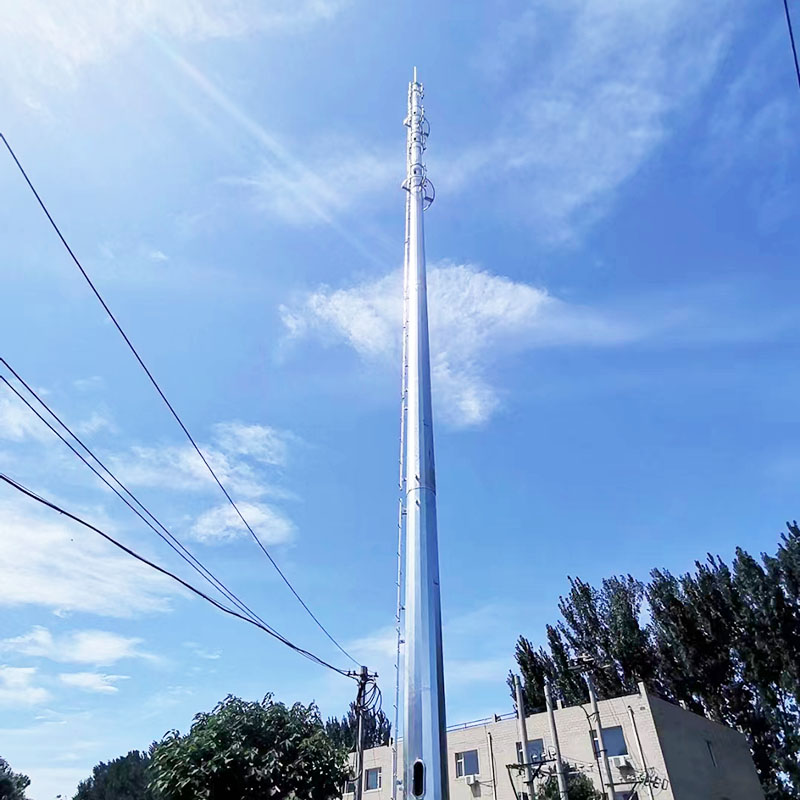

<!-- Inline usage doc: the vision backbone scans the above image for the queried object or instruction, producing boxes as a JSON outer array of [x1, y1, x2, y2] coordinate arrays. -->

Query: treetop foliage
[[0, 757, 30, 800], [150, 693, 348, 800], [512, 521, 800, 800], [73, 750, 155, 800], [325, 701, 392, 752]]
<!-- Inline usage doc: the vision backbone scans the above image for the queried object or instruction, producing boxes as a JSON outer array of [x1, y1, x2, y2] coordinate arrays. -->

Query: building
[[348, 684, 764, 800]]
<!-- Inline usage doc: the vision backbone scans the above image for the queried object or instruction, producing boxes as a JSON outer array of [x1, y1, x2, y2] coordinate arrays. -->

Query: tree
[[535, 771, 601, 800], [150, 694, 348, 800], [0, 757, 30, 800], [73, 750, 155, 800], [511, 520, 800, 800], [325, 702, 391, 751]]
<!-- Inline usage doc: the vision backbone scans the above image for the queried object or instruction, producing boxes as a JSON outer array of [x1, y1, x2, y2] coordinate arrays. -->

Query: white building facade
[[348, 684, 764, 800]]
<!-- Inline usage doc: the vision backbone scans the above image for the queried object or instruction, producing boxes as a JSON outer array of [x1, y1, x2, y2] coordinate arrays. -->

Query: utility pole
[[544, 681, 569, 800], [354, 666, 369, 800], [513, 674, 535, 798], [402, 67, 448, 800], [569, 656, 615, 799], [585, 672, 615, 800], [627, 705, 655, 800]]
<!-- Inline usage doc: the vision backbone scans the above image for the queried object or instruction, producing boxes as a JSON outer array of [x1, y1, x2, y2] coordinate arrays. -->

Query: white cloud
[[108, 420, 297, 498], [1, 0, 344, 93], [72, 376, 105, 392], [0, 500, 173, 617], [189, 501, 294, 545], [59, 672, 129, 694], [213, 421, 293, 466], [282, 262, 634, 426], [446, 0, 736, 242], [0, 666, 50, 706], [231, 147, 400, 226], [110, 442, 266, 498], [0, 394, 51, 442], [2, 627, 151, 666], [73, 412, 116, 436], [0, 388, 114, 441], [184, 641, 222, 660]]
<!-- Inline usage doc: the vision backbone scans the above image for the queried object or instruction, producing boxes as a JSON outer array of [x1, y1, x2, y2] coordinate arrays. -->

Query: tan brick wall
[[646, 695, 764, 800], [347, 686, 762, 800]]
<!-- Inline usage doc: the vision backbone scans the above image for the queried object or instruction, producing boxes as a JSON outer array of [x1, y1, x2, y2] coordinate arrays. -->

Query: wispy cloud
[[0, 500, 173, 617], [183, 641, 222, 660], [444, 0, 737, 242], [0, 666, 50, 706], [188, 501, 294, 545], [1, 0, 344, 94], [109, 421, 296, 498], [58, 672, 129, 694], [1, 627, 152, 666], [212, 421, 295, 467], [281, 262, 635, 426], [0, 387, 114, 442], [0, 393, 51, 442], [229, 145, 400, 227]]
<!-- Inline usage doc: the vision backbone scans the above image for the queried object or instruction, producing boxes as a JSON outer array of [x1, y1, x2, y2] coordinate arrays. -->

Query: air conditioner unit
[[465, 775, 480, 786], [610, 756, 633, 770]]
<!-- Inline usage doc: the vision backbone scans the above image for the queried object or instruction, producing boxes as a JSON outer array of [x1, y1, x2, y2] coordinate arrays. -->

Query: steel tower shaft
[[402, 69, 448, 800]]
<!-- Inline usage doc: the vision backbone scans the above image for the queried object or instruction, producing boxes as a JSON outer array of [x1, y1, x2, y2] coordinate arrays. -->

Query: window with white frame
[[344, 779, 357, 795], [591, 725, 628, 757], [364, 768, 382, 791], [515, 739, 545, 764], [455, 749, 480, 778]]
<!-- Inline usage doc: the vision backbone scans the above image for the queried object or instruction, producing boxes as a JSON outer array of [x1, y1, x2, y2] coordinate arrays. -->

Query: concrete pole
[[627, 706, 655, 800], [402, 68, 448, 800], [544, 681, 569, 800], [513, 675, 535, 798], [486, 730, 499, 800], [585, 673, 615, 799], [354, 667, 368, 800]]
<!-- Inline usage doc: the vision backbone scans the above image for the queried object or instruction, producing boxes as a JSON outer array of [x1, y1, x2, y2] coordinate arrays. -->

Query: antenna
[[401, 69, 448, 800]]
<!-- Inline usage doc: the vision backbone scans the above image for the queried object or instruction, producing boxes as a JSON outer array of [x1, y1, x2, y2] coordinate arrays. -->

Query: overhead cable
[[0, 358, 278, 636], [0, 472, 353, 678], [783, 0, 800, 90], [0, 132, 358, 668]]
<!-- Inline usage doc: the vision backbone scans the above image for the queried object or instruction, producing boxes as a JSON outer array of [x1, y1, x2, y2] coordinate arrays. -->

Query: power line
[[0, 472, 353, 679], [0, 357, 279, 636], [0, 132, 358, 668], [784, 0, 800, 90]]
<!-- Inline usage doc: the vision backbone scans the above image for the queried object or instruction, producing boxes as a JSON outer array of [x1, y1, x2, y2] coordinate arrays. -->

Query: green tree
[[325, 702, 391, 751], [151, 694, 348, 800], [512, 520, 800, 800], [508, 636, 551, 714], [0, 757, 30, 800], [73, 750, 155, 800], [535, 771, 601, 800]]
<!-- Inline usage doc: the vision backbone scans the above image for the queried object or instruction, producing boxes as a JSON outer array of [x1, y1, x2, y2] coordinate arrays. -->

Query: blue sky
[[1, 0, 799, 796]]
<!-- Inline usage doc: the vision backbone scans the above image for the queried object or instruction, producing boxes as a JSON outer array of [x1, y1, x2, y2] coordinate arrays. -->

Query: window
[[344, 779, 357, 795], [364, 768, 382, 791], [455, 750, 480, 778], [515, 739, 545, 764], [706, 740, 717, 768], [362, 768, 382, 792], [591, 726, 628, 757]]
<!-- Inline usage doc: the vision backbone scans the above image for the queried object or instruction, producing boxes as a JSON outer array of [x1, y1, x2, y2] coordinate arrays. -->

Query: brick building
[[348, 683, 763, 800]]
